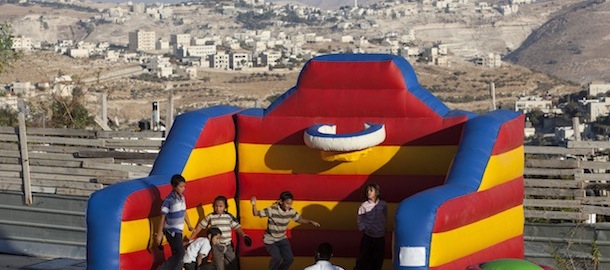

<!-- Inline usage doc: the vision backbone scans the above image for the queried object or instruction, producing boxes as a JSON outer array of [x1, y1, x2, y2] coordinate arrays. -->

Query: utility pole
[[167, 89, 174, 132], [489, 81, 496, 111]]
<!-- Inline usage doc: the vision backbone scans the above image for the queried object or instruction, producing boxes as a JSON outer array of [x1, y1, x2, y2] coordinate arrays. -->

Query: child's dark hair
[[207, 227, 221, 238], [317, 242, 333, 260], [279, 191, 294, 202], [170, 174, 185, 187], [214, 195, 229, 212], [363, 183, 381, 199]]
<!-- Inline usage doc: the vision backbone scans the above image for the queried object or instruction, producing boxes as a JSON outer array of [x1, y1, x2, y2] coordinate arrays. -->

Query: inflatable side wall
[[86, 54, 524, 270], [87, 106, 241, 269]]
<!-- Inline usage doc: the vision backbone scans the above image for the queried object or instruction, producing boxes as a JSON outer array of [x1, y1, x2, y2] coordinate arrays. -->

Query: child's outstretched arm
[[189, 223, 204, 241], [297, 217, 320, 227], [250, 196, 259, 216], [155, 214, 166, 245], [184, 212, 194, 232], [236, 227, 249, 238]]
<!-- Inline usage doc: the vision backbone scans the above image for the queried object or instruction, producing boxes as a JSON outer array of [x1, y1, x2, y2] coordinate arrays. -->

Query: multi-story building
[[156, 39, 170, 51], [128, 30, 156, 52], [587, 98, 610, 121], [474, 53, 502, 68], [229, 52, 251, 70], [515, 96, 554, 114], [170, 34, 191, 49], [146, 56, 173, 78], [588, 81, 610, 96], [209, 52, 229, 69], [177, 45, 217, 59], [69, 48, 89, 58], [261, 51, 281, 67], [9, 82, 34, 97], [0, 95, 20, 111], [11, 36, 32, 51]]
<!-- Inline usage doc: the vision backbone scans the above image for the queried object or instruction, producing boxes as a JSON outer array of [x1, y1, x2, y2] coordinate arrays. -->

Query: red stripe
[[120, 244, 171, 270], [268, 60, 440, 118], [431, 235, 524, 270], [195, 113, 237, 148], [239, 173, 445, 203], [122, 172, 236, 221], [239, 229, 392, 258], [492, 114, 524, 155], [236, 115, 466, 145], [433, 177, 524, 232]]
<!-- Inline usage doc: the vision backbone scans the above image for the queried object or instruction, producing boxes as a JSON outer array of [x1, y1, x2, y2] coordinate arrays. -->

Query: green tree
[[526, 109, 545, 127], [0, 22, 21, 74], [0, 107, 18, 126], [49, 88, 94, 129]]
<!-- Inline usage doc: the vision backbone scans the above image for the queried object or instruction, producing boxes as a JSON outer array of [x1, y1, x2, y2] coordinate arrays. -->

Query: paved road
[[0, 254, 84, 270]]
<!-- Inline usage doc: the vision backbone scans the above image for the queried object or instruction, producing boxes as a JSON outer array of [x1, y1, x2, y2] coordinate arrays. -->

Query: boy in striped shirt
[[251, 191, 320, 270], [189, 196, 250, 270], [155, 174, 193, 270]]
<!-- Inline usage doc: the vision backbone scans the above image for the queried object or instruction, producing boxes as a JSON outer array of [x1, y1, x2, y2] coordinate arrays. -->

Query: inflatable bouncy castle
[[86, 54, 525, 270]]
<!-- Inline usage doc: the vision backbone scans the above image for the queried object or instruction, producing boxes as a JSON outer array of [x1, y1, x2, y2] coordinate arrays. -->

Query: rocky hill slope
[[505, 0, 610, 85]]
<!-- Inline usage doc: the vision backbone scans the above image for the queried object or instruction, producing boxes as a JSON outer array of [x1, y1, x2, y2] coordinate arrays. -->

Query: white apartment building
[[146, 56, 172, 78], [128, 30, 156, 52], [256, 30, 271, 41], [341, 35, 354, 43], [588, 81, 610, 96], [69, 48, 89, 58], [588, 98, 610, 121], [210, 53, 229, 69], [9, 82, 34, 97], [510, 0, 536, 4], [0, 96, 19, 111], [252, 41, 268, 52], [157, 39, 170, 51], [11, 36, 32, 51], [175, 66, 197, 79], [170, 34, 191, 48], [475, 53, 502, 68], [229, 53, 251, 70], [515, 96, 553, 113], [176, 45, 217, 59], [132, 3, 145, 13], [400, 46, 419, 58], [52, 75, 74, 97], [261, 51, 281, 67]]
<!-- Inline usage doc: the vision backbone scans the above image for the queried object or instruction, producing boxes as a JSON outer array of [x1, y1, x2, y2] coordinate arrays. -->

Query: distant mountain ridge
[[504, 0, 610, 85]]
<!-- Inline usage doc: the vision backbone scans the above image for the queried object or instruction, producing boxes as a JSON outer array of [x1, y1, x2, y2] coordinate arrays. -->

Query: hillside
[[505, 0, 610, 85], [0, 51, 581, 128]]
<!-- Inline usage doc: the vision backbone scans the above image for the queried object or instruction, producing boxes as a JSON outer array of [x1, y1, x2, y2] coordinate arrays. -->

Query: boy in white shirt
[[184, 227, 222, 270], [304, 242, 345, 270]]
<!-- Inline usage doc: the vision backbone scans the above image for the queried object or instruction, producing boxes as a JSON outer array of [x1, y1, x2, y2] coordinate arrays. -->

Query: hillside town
[[2, 0, 609, 145]]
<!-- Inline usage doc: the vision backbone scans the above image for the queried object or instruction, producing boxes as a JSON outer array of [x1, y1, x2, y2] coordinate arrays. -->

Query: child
[[155, 174, 194, 270], [304, 242, 345, 270], [250, 191, 321, 270], [183, 227, 222, 270], [354, 183, 387, 270], [189, 195, 250, 270]]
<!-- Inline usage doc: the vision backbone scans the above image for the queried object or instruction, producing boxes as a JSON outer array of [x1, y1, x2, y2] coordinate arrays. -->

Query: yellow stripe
[[182, 142, 236, 180], [119, 200, 238, 254], [429, 205, 524, 267], [240, 200, 396, 231], [239, 257, 393, 270], [478, 146, 524, 191], [238, 144, 457, 175]]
